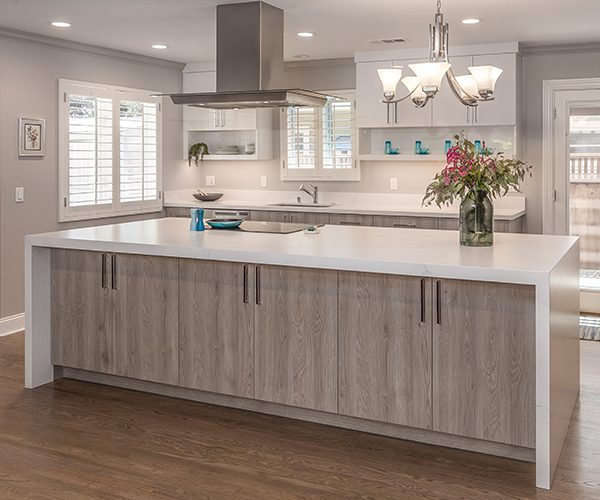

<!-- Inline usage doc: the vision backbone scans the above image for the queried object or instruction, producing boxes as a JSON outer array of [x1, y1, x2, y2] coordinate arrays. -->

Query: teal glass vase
[[459, 190, 494, 247]]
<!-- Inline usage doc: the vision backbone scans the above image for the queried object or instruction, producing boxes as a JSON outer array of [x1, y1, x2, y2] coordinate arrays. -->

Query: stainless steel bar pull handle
[[111, 254, 119, 290], [420, 279, 426, 323], [255, 266, 261, 305], [436, 280, 441, 325], [243, 265, 249, 304], [101, 254, 108, 289]]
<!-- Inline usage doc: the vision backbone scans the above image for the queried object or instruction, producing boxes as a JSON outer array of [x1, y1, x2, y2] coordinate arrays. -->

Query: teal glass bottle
[[459, 190, 494, 246]]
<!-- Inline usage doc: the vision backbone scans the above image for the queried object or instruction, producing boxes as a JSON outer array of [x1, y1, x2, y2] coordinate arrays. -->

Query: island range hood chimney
[[165, 1, 330, 109]]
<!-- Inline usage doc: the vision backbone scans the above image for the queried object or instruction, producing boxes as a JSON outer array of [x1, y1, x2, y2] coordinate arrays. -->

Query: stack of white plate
[[213, 145, 241, 155]]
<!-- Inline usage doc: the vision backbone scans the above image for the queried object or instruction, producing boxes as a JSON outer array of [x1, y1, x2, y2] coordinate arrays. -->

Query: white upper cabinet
[[472, 53, 518, 126], [182, 71, 217, 130], [431, 55, 473, 127], [183, 70, 256, 131], [356, 60, 432, 128]]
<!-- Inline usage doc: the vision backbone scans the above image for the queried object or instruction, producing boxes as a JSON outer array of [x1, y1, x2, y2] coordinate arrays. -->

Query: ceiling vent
[[369, 37, 408, 45]]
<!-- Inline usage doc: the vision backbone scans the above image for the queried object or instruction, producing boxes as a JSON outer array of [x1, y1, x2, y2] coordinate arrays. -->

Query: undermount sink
[[270, 202, 335, 208]]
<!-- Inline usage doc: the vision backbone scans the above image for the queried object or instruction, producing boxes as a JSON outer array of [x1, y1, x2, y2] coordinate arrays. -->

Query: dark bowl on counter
[[193, 192, 224, 202]]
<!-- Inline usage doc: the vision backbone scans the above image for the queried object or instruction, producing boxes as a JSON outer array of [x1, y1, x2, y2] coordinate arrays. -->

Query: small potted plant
[[188, 142, 209, 167], [423, 135, 531, 247]]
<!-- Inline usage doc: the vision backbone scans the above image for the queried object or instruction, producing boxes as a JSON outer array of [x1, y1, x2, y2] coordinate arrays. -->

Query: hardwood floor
[[1, 333, 599, 499]]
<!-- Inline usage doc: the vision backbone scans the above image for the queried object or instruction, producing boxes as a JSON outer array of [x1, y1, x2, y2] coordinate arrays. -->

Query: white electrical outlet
[[206, 175, 215, 187], [15, 187, 24, 203], [260, 175, 268, 188], [390, 178, 398, 191]]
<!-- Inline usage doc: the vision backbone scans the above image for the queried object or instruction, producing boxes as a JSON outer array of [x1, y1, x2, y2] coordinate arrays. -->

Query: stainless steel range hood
[[165, 1, 330, 109]]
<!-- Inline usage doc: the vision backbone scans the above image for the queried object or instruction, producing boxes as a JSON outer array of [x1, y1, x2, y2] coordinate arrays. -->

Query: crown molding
[[522, 41, 600, 56], [0, 26, 186, 70]]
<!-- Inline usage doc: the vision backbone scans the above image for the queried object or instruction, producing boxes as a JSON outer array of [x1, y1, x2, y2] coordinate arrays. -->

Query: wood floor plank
[[1, 333, 600, 498]]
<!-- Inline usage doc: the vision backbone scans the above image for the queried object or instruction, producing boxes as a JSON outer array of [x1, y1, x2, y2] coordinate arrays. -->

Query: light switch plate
[[206, 175, 215, 187], [390, 178, 398, 191], [15, 187, 24, 203], [260, 175, 268, 188]]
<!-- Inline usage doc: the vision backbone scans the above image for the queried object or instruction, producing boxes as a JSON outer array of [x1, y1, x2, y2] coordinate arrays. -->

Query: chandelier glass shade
[[377, 0, 503, 109]]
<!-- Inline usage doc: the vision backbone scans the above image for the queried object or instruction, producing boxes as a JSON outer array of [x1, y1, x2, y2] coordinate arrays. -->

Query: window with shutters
[[59, 79, 162, 222], [281, 90, 358, 181]]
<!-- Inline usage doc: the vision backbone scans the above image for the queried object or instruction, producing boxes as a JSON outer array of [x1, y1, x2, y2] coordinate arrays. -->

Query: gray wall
[[521, 46, 600, 233], [0, 34, 183, 318]]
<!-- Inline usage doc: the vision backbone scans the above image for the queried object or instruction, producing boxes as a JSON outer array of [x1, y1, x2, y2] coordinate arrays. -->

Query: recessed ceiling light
[[461, 18, 481, 25], [297, 31, 315, 38], [151, 44, 169, 50], [51, 21, 71, 28]]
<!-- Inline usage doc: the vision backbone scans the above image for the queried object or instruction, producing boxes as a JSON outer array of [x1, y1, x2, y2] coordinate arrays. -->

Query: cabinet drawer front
[[373, 215, 439, 230], [339, 272, 433, 429], [330, 214, 374, 226], [433, 279, 535, 448]]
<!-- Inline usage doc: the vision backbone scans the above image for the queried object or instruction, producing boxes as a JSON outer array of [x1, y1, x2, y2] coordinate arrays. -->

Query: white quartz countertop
[[28, 218, 576, 284], [164, 189, 526, 221]]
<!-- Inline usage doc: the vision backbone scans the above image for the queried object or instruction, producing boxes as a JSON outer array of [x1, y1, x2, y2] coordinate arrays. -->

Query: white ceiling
[[2, 0, 600, 63]]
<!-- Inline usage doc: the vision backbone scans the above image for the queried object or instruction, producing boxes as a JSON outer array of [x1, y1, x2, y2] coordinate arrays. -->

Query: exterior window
[[282, 91, 358, 180], [59, 79, 162, 222]]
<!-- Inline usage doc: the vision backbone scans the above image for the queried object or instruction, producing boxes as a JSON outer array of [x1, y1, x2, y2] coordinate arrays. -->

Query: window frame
[[58, 79, 163, 222], [280, 89, 359, 182]]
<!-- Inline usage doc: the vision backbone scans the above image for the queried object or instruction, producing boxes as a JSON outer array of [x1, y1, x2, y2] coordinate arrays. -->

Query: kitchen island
[[25, 218, 579, 490]]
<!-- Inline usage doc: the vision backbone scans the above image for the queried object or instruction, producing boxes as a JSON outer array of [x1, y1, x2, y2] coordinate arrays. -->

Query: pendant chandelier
[[378, 0, 503, 113]]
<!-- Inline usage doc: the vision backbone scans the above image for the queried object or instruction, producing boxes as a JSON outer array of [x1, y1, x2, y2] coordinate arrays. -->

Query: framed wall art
[[19, 117, 46, 157]]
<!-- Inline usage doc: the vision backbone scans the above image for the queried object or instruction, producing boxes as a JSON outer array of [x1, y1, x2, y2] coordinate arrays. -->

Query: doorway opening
[[543, 79, 600, 315], [569, 107, 600, 293]]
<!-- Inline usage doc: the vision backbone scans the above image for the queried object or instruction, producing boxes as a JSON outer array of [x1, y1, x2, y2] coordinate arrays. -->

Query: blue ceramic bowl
[[206, 218, 244, 229]]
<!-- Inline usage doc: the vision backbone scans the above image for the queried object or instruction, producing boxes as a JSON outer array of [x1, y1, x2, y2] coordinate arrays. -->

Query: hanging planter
[[188, 142, 209, 167], [423, 134, 531, 247]]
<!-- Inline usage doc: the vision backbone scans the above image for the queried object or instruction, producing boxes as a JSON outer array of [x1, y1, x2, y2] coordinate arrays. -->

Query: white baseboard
[[0, 313, 24, 337]]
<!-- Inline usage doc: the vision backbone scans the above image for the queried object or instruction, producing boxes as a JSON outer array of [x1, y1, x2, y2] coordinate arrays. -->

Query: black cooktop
[[216, 221, 320, 234]]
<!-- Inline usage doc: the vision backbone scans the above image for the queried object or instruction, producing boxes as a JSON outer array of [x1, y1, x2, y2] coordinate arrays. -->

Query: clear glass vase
[[459, 190, 494, 247]]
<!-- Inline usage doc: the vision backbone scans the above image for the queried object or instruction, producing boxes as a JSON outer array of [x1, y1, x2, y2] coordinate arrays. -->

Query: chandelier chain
[[436, 0, 441, 14]]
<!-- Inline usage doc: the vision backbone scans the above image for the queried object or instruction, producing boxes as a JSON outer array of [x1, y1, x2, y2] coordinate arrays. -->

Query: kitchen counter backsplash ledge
[[164, 189, 526, 220]]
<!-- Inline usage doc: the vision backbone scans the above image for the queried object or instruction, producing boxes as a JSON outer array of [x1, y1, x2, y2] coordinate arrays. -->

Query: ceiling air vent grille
[[369, 37, 407, 45]]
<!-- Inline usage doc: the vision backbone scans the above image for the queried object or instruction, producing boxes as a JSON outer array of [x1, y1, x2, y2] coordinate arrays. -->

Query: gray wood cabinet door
[[372, 215, 439, 230], [254, 265, 338, 412], [330, 214, 374, 226], [111, 254, 179, 385], [433, 279, 536, 448], [178, 259, 254, 398], [339, 272, 433, 429], [51, 249, 112, 373]]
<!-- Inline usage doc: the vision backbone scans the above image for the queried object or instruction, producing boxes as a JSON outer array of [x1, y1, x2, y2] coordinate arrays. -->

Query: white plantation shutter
[[322, 98, 353, 170], [59, 80, 162, 222], [283, 91, 356, 180], [67, 95, 113, 206], [119, 100, 158, 203], [287, 106, 318, 169]]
